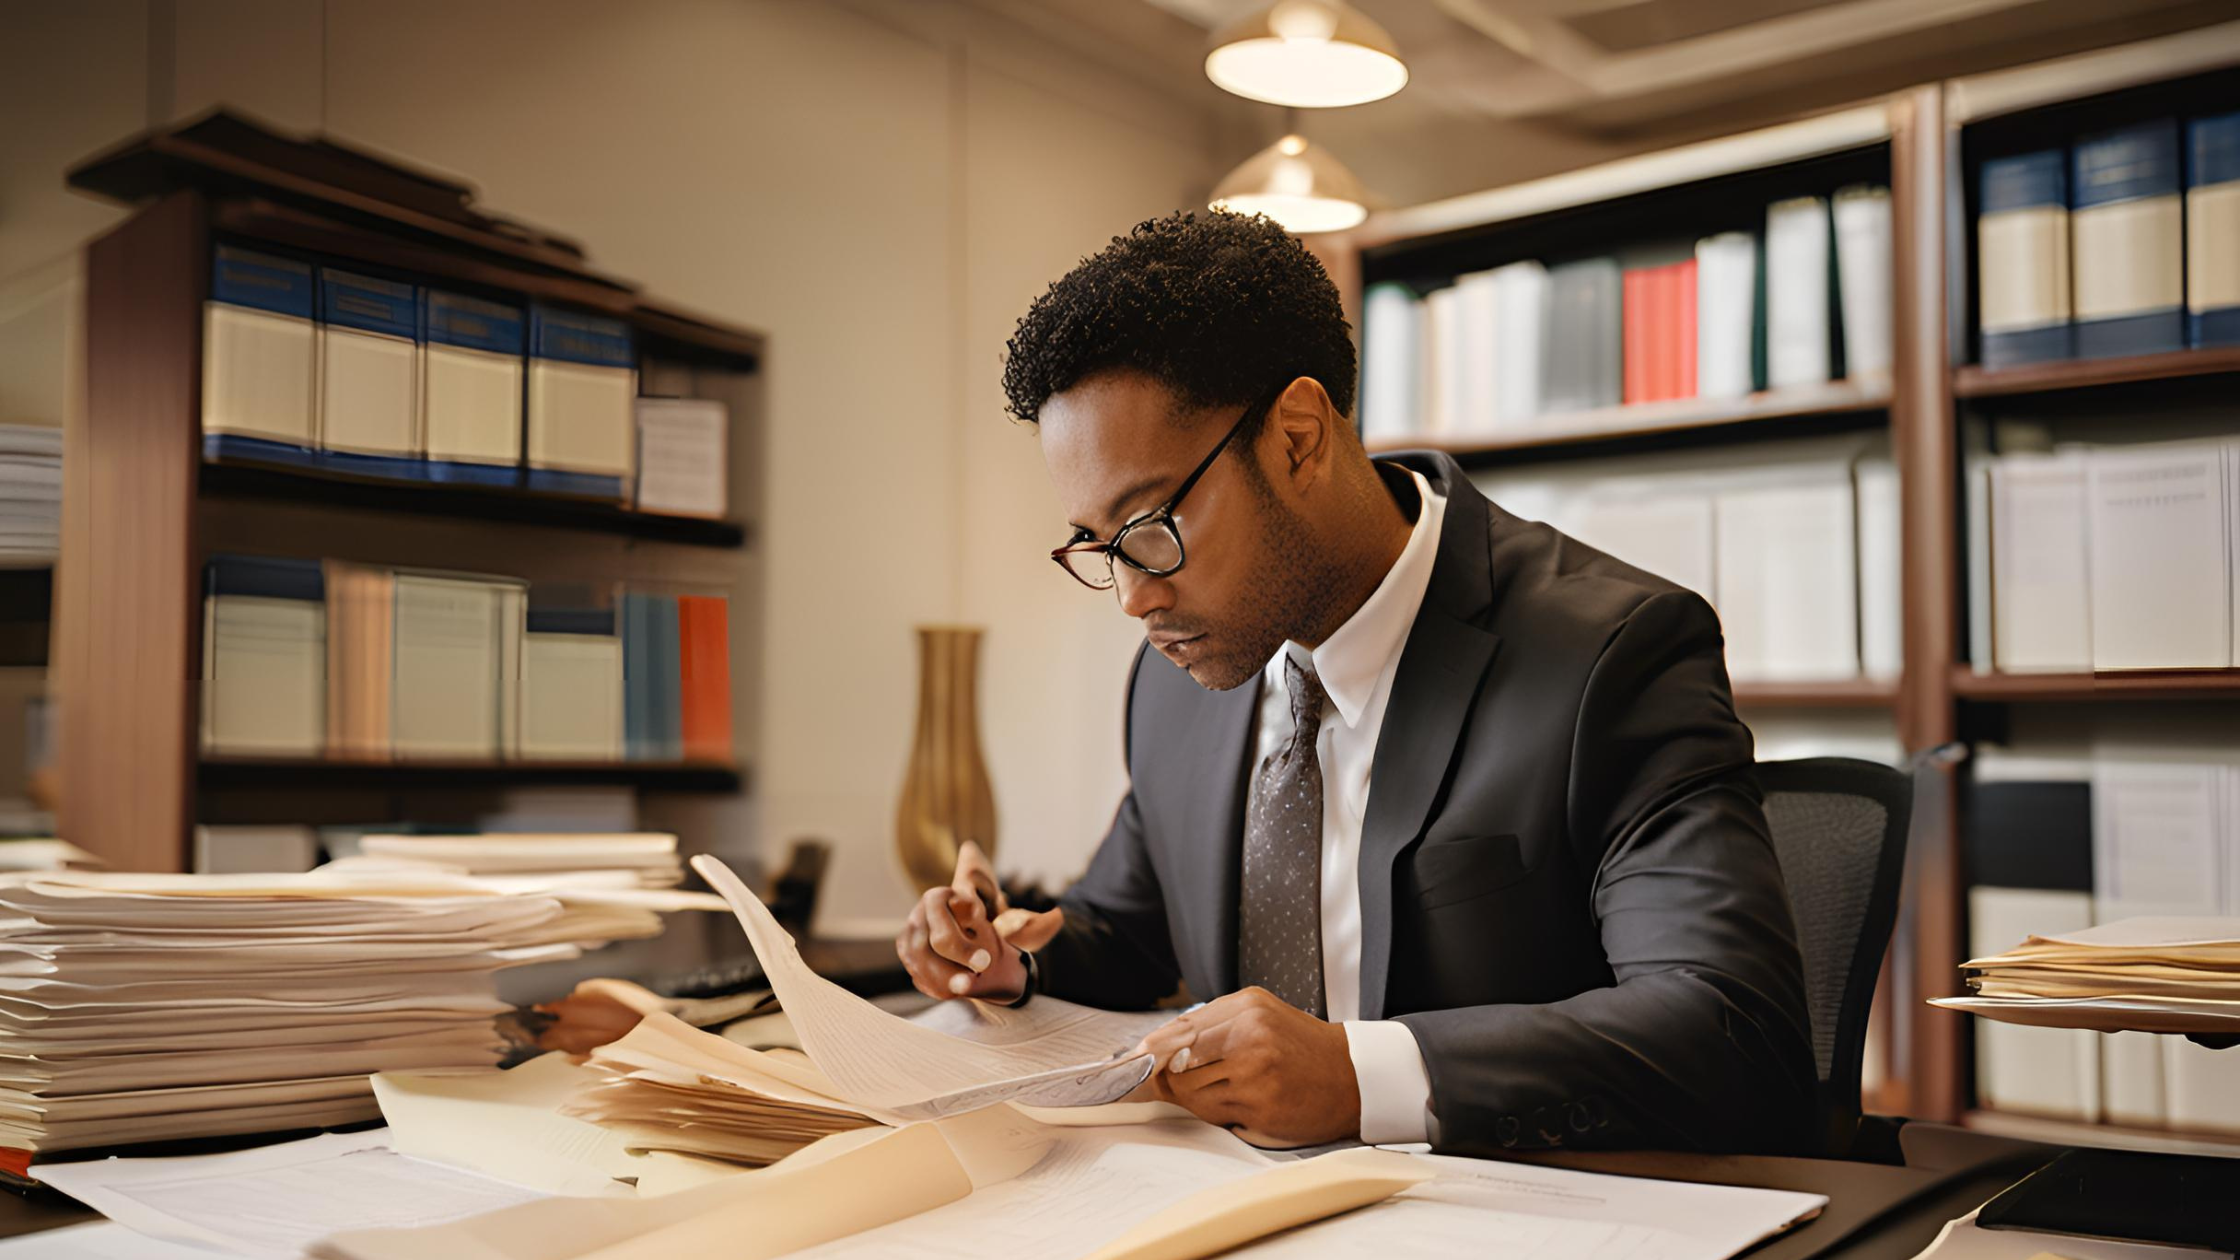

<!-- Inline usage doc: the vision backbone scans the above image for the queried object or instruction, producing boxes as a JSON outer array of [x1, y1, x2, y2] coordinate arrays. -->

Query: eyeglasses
[[1050, 383, 1287, 592]]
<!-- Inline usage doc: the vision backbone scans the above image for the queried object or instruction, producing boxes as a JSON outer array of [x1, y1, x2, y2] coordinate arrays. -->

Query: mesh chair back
[[1757, 757, 1912, 1158]]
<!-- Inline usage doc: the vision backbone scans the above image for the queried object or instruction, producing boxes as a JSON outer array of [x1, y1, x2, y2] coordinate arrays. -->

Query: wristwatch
[[1002, 949, 1040, 1008]]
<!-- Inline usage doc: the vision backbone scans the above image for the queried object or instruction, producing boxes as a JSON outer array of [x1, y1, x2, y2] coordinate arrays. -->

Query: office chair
[[1757, 756, 1913, 1160]]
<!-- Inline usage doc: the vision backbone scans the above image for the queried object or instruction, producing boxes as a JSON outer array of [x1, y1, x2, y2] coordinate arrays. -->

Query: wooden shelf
[[198, 756, 745, 793], [1963, 1109, 2240, 1159], [1953, 346, 2240, 398], [1732, 678, 1899, 709], [1952, 668, 2240, 703], [1364, 378, 1891, 466], [200, 458, 748, 548]]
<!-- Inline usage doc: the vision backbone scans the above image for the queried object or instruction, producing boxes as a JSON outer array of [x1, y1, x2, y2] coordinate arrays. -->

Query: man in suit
[[896, 211, 1816, 1157]]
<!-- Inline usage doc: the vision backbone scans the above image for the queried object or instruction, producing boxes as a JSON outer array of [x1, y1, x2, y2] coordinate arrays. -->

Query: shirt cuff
[[1343, 1019, 1434, 1146]]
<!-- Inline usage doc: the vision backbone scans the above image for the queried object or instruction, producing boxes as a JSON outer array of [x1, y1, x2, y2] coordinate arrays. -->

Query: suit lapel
[[1357, 450, 1501, 1021], [1175, 669, 1260, 999]]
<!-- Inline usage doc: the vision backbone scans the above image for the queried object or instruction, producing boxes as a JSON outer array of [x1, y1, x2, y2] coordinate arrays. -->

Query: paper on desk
[[692, 854, 1172, 1116], [1227, 1151, 1827, 1260], [33, 1129, 544, 1260], [372, 1054, 638, 1197], [313, 1116, 980, 1260], [0, 1220, 222, 1259]]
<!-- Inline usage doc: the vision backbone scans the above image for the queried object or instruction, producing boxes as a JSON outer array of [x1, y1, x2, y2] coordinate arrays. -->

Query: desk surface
[[0, 1123, 2062, 1257]]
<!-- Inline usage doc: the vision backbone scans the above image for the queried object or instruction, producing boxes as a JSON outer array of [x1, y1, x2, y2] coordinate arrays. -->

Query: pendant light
[[1209, 130, 1369, 235], [1204, 1, 1408, 109]]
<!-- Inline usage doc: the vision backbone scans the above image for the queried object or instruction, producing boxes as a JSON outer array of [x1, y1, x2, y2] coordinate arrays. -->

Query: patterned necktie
[[1238, 653, 1328, 1017]]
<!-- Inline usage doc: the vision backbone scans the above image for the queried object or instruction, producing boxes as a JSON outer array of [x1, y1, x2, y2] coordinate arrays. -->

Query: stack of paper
[[1934, 917, 2240, 1034], [563, 1012, 880, 1165], [357, 834, 685, 888], [0, 871, 570, 1158], [0, 426, 60, 566]]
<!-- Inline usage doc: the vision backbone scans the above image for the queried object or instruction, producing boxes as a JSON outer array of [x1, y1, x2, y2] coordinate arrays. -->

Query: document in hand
[[1932, 916, 2240, 1033], [689, 855, 1174, 1117]]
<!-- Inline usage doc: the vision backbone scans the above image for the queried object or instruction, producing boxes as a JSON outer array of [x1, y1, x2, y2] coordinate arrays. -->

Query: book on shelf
[[1977, 150, 2072, 369], [633, 398, 729, 519], [200, 555, 326, 758], [1763, 196, 1832, 389], [678, 595, 734, 764], [1712, 467, 1859, 682], [1564, 489, 1714, 600], [622, 592, 684, 763], [1421, 284, 1464, 437], [323, 560, 394, 759], [1358, 282, 1421, 443], [317, 268, 423, 480], [527, 304, 637, 501], [2084, 442, 2232, 670], [2071, 120, 2185, 360], [193, 824, 320, 874], [421, 290, 525, 487], [201, 246, 317, 465], [1452, 268, 1500, 438], [391, 572, 525, 761], [1542, 259, 1620, 414], [1832, 185, 1893, 382], [2192, 111, 2240, 349], [1489, 261, 1548, 429], [1854, 456, 1902, 682], [1988, 452, 2092, 673], [1695, 231, 1756, 401], [1621, 260, 1695, 406], [521, 610, 625, 762]]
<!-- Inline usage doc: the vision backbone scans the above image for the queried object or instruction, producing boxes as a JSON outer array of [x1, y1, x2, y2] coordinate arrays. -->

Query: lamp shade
[[1205, 1, 1407, 109], [1211, 133, 1369, 235]]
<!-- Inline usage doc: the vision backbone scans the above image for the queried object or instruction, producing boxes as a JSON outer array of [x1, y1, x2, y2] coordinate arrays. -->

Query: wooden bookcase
[[1346, 22, 2240, 1147], [56, 114, 765, 874]]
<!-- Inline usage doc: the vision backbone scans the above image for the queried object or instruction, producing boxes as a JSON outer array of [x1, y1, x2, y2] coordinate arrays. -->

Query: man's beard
[[1173, 491, 1349, 692]]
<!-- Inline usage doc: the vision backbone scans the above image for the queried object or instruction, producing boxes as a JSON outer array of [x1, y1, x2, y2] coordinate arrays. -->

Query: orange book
[[677, 595, 733, 762], [1675, 258, 1699, 399]]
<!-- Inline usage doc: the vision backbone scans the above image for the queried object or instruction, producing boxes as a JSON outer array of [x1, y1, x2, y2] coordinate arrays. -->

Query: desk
[[0, 1122, 2063, 1256]]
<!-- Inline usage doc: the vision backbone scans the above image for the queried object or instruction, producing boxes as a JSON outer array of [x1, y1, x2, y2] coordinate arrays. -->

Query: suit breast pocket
[[1409, 833, 1533, 910]]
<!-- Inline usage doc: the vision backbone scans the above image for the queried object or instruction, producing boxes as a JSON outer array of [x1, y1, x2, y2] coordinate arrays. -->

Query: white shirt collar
[[1269, 468, 1446, 731]]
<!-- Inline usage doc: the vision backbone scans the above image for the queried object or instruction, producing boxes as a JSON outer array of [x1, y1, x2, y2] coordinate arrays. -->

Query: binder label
[[212, 247, 314, 320], [320, 269, 418, 340], [424, 291, 525, 355], [531, 305, 635, 369]]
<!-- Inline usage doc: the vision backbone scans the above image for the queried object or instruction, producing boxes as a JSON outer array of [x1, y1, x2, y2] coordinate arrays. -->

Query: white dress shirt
[[1250, 467, 1444, 1145]]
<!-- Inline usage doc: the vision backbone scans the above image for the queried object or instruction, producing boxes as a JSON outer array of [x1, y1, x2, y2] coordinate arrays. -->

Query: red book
[[1658, 263, 1682, 401], [677, 595, 733, 762], [1674, 258, 1699, 399], [1622, 269, 1649, 405]]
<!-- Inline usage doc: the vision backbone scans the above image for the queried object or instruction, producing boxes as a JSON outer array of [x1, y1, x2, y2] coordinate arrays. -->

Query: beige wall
[[0, 0, 1218, 922]]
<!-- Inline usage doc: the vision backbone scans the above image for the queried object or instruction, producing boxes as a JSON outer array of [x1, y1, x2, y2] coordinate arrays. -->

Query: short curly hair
[[1001, 211, 1357, 428]]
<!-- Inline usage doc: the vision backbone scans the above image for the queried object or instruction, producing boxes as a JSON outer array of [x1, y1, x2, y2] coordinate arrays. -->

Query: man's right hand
[[896, 841, 1065, 1003]]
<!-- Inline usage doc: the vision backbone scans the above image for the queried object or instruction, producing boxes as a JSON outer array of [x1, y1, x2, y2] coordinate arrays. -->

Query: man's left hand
[[1131, 986, 1360, 1147]]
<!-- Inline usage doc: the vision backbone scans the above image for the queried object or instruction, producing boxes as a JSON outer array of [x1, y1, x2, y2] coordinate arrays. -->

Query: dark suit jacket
[[1035, 450, 1817, 1157]]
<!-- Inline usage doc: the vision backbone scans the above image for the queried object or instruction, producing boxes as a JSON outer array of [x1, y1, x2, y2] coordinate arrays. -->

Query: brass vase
[[895, 625, 997, 890]]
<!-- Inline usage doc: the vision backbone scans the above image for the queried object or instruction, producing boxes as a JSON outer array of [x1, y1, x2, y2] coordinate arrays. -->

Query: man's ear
[[1269, 376, 1336, 487]]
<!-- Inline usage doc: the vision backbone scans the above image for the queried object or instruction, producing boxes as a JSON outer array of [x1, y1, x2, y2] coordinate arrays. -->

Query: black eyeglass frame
[[1049, 381, 1290, 592]]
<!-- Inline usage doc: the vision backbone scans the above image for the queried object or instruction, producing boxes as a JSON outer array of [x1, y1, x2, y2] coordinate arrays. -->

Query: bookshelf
[[197, 757, 744, 794], [1345, 21, 2240, 1142], [55, 112, 764, 872], [199, 459, 750, 548], [1954, 668, 2240, 704], [1953, 345, 2240, 397], [1363, 378, 1890, 467]]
